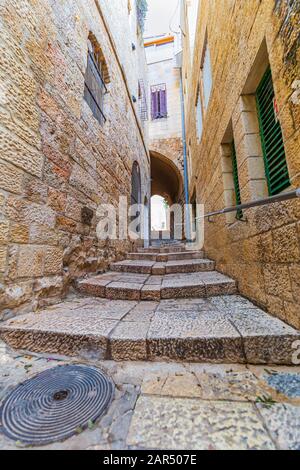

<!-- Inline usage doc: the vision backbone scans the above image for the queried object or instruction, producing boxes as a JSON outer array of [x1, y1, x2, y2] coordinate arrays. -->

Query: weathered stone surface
[[228, 308, 300, 364], [193, 365, 268, 401], [122, 301, 158, 322], [16, 245, 45, 278], [106, 283, 143, 301], [73, 298, 136, 321], [111, 260, 155, 274], [0, 295, 298, 364], [165, 259, 215, 273], [147, 299, 245, 362], [118, 258, 216, 276], [264, 372, 300, 399], [127, 396, 275, 450], [77, 277, 112, 297], [44, 247, 63, 275], [0, 247, 7, 273], [0, 0, 150, 314], [127, 251, 204, 262], [9, 223, 30, 243], [0, 221, 9, 245], [34, 276, 65, 299], [141, 285, 161, 301], [0, 159, 24, 194], [257, 403, 300, 450], [147, 372, 203, 398], [151, 263, 166, 275], [0, 280, 34, 312], [109, 322, 149, 361], [77, 270, 237, 301], [0, 307, 118, 358]]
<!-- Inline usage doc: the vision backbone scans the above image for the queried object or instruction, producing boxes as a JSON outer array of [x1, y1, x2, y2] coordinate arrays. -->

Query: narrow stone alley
[[0, 0, 300, 453]]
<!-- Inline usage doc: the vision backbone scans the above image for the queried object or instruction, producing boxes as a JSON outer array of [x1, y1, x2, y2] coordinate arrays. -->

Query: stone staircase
[[77, 246, 236, 301], [0, 243, 299, 365]]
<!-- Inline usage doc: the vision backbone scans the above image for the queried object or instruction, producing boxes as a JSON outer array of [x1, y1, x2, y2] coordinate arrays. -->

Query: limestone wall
[[0, 0, 150, 317], [182, 0, 300, 328]]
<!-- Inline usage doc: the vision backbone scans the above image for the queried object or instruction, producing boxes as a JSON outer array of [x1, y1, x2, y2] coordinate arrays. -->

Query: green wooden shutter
[[256, 67, 290, 196], [231, 142, 243, 220]]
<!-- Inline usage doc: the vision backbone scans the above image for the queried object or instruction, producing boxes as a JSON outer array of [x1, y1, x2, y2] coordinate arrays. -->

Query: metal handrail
[[196, 188, 300, 220]]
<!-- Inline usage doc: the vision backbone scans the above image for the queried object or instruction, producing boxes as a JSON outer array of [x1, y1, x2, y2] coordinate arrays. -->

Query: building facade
[[181, 0, 300, 328], [0, 0, 150, 317], [145, 34, 185, 206]]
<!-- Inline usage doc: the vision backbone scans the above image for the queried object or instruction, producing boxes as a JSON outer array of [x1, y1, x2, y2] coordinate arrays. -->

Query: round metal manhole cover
[[0, 364, 114, 446]]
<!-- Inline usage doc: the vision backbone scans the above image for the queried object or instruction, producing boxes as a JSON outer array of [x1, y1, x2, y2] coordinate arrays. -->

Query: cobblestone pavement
[[1, 341, 300, 450]]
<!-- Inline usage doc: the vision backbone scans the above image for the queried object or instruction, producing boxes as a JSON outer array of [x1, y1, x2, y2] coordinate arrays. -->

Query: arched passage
[[150, 151, 183, 204], [150, 151, 184, 240]]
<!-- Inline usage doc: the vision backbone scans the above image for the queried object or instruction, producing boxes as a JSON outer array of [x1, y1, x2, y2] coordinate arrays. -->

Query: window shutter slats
[[151, 84, 167, 120], [84, 43, 107, 126], [231, 142, 243, 220], [160, 89, 167, 117], [151, 90, 158, 119], [256, 67, 290, 196]]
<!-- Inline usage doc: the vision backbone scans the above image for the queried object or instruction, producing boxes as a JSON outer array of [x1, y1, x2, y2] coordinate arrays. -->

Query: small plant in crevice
[[256, 395, 277, 408]]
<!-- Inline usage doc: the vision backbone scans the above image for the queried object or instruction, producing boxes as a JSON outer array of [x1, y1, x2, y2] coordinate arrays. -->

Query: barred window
[[84, 36, 110, 126], [151, 83, 167, 119]]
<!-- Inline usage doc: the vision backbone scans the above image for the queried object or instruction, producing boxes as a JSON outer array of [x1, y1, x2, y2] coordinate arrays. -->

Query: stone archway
[[150, 151, 184, 240], [150, 151, 183, 205]]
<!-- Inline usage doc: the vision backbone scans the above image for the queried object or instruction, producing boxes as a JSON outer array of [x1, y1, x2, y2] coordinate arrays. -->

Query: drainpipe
[[179, 70, 191, 241]]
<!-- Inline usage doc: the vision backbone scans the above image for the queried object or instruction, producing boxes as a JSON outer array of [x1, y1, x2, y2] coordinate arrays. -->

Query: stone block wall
[[183, 0, 300, 328], [150, 137, 184, 182], [0, 0, 150, 317]]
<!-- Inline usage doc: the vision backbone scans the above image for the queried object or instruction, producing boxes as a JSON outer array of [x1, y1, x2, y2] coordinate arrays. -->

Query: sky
[[144, 0, 180, 38], [151, 196, 168, 230]]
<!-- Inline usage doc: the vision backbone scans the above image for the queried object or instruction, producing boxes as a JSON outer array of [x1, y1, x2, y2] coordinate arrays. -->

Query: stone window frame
[[231, 39, 275, 207], [195, 83, 203, 142], [195, 29, 213, 141], [221, 121, 244, 225], [200, 34, 213, 111], [84, 32, 111, 127]]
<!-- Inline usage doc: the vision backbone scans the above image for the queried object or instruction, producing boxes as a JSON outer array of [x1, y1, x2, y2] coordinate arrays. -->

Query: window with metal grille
[[256, 67, 290, 195], [196, 86, 203, 139], [138, 79, 148, 121], [151, 84, 167, 119], [231, 141, 243, 220], [84, 38, 109, 126]]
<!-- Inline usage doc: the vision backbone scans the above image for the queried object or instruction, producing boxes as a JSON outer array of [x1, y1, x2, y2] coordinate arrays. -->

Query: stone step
[[128, 251, 204, 262], [77, 271, 237, 301], [110, 259, 215, 275], [137, 245, 186, 254], [1, 296, 299, 364]]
